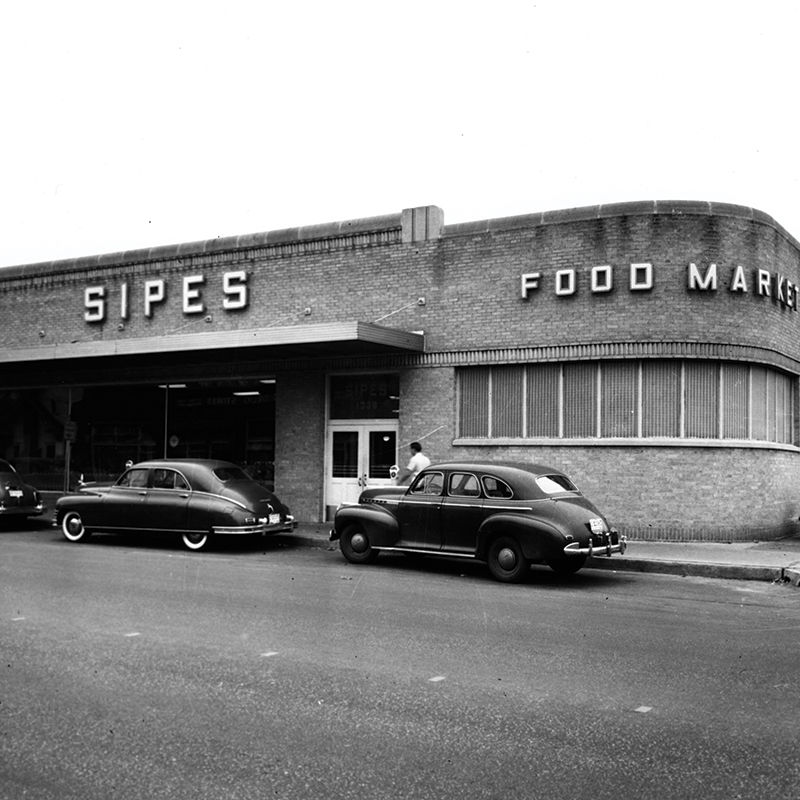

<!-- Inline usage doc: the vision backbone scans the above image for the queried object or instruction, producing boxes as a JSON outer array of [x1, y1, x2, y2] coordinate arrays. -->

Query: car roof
[[125, 459, 244, 492], [132, 459, 238, 470], [424, 462, 568, 479]]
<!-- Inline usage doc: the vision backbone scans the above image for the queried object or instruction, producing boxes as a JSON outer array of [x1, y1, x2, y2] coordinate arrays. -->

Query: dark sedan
[[330, 461, 626, 582], [55, 459, 295, 551], [0, 460, 45, 520]]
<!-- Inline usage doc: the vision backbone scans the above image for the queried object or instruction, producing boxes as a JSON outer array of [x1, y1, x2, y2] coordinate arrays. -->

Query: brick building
[[2, 200, 799, 541]]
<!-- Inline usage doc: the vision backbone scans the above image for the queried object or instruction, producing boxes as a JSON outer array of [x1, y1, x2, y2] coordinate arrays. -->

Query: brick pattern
[[274, 370, 326, 522]]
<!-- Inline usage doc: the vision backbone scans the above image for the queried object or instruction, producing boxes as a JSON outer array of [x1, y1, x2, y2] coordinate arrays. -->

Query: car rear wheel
[[182, 531, 209, 551], [61, 511, 90, 543], [339, 524, 379, 565], [487, 536, 529, 583], [546, 554, 587, 575]]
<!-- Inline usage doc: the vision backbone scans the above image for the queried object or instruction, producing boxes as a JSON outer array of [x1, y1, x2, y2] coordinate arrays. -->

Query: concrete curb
[[586, 556, 785, 583]]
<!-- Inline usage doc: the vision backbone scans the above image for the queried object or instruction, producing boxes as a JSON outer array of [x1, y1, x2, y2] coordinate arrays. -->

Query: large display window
[[457, 360, 797, 445]]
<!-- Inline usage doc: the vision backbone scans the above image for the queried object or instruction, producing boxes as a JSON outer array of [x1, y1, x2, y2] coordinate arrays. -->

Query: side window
[[152, 469, 177, 489], [410, 471, 444, 496], [175, 473, 190, 491], [448, 472, 481, 498], [117, 468, 149, 488], [482, 476, 514, 499]]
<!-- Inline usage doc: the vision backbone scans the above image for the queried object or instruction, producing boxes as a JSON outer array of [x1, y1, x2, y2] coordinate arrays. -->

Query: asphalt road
[[2, 525, 800, 800]]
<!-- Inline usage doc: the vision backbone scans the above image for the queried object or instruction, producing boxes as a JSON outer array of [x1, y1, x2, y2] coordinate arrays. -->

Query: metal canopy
[[0, 321, 425, 365]]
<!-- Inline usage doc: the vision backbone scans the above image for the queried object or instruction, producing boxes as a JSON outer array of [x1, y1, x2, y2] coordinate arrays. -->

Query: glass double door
[[326, 424, 398, 513]]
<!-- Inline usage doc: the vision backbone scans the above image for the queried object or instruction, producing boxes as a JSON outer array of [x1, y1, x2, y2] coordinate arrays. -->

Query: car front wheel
[[339, 524, 379, 565], [182, 531, 209, 551], [61, 511, 90, 543], [487, 536, 529, 583]]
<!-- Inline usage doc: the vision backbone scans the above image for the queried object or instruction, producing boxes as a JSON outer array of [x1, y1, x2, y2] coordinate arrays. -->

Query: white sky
[[1, 0, 798, 268]]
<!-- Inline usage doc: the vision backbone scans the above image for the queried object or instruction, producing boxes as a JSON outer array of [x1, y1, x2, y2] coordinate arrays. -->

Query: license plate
[[9, 490, 23, 498], [269, 513, 281, 525]]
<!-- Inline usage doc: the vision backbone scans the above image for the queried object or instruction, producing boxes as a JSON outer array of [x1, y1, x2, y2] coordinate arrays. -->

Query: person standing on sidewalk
[[395, 441, 431, 485]]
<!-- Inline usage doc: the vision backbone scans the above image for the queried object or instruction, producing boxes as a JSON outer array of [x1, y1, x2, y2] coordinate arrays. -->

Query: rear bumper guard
[[215, 516, 296, 535], [563, 532, 627, 558]]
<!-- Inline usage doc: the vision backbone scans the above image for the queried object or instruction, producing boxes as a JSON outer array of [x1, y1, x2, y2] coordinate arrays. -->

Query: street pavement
[[288, 522, 800, 587]]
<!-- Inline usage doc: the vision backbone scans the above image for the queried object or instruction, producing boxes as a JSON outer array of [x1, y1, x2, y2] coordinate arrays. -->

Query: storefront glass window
[[329, 375, 399, 419], [457, 360, 796, 446]]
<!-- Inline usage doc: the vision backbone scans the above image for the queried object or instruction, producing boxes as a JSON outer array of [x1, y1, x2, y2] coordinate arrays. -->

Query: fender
[[477, 513, 573, 562], [333, 503, 400, 547]]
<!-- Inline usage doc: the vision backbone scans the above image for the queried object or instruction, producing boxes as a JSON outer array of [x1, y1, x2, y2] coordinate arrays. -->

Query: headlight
[[589, 518, 606, 534]]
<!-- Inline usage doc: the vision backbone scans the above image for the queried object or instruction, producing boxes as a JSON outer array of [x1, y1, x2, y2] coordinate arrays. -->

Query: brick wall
[[274, 370, 326, 522]]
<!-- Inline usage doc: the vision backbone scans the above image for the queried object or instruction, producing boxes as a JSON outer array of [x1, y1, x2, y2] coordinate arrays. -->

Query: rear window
[[213, 466, 250, 483], [536, 474, 577, 494]]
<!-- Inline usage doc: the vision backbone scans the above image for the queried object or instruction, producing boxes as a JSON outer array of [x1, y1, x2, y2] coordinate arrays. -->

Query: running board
[[374, 546, 477, 559]]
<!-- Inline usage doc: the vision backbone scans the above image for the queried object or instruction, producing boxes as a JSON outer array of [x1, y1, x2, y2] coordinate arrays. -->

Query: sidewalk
[[284, 523, 800, 587]]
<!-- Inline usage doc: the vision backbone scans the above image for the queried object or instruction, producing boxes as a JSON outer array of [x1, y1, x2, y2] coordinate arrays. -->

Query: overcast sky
[[1, 0, 798, 268]]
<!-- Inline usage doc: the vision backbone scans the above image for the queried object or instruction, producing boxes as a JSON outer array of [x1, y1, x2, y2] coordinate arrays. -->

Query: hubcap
[[68, 518, 81, 535], [350, 532, 368, 553], [497, 546, 517, 571]]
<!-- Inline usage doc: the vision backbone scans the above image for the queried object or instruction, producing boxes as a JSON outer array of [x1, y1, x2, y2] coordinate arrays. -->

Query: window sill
[[453, 437, 800, 452]]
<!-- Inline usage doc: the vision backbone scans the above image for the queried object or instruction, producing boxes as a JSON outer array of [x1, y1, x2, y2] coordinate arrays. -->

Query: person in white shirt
[[396, 441, 431, 484]]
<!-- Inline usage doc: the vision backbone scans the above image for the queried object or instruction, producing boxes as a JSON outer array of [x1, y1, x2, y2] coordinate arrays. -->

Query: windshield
[[536, 474, 577, 494]]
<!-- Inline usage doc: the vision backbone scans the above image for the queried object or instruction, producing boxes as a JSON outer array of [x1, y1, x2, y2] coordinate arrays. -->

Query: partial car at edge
[[0, 459, 45, 520], [330, 461, 626, 582], [55, 458, 296, 551]]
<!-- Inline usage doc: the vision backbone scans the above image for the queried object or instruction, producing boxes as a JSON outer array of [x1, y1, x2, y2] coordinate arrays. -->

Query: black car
[[55, 459, 295, 551], [330, 462, 626, 582], [0, 460, 45, 520]]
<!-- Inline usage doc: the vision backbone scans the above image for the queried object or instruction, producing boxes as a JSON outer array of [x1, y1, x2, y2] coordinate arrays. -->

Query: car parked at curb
[[330, 461, 626, 582], [55, 459, 296, 551], [0, 459, 45, 520]]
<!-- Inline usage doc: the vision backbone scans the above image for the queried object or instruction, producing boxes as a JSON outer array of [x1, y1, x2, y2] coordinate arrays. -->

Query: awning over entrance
[[0, 321, 425, 365]]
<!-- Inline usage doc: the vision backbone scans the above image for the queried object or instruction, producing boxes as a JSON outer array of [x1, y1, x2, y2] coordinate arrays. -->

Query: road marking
[[634, 706, 653, 713], [260, 651, 279, 658], [12, 617, 25, 621], [124, 632, 141, 638], [429, 675, 446, 683]]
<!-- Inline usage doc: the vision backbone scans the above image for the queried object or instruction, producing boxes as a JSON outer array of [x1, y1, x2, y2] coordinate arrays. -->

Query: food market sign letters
[[520, 262, 798, 310]]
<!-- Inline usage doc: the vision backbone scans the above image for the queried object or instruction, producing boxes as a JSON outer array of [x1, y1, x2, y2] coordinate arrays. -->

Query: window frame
[[455, 360, 798, 449]]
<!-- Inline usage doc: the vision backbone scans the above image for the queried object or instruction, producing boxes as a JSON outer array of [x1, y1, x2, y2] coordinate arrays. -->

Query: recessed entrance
[[324, 373, 400, 520]]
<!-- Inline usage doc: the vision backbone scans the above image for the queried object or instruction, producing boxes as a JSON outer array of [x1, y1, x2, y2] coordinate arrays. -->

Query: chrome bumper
[[563, 532, 627, 558], [0, 503, 45, 516], [214, 516, 296, 535]]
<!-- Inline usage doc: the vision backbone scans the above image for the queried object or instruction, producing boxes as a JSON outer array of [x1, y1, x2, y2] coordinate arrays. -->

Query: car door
[[96, 467, 151, 530], [396, 470, 444, 549], [440, 471, 486, 553], [143, 467, 191, 533]]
